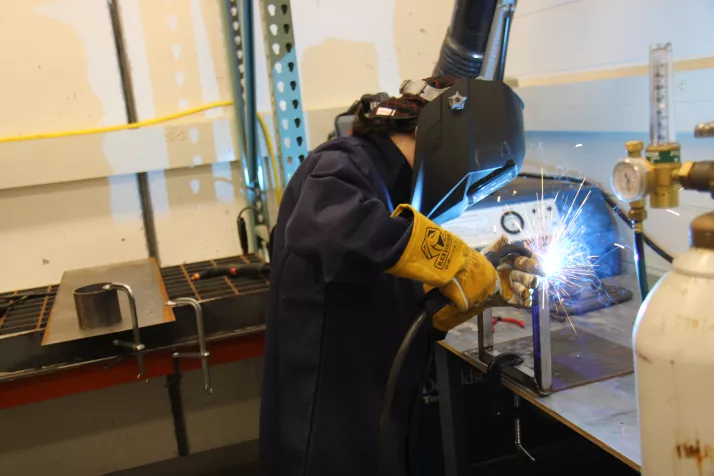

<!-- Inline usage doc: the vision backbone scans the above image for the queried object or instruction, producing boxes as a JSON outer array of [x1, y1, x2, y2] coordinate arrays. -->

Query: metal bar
[[167, 359, 190, 456], [514, 394, 536, 461], [242, 0, 258, 189], [220, 0, 266, 252], [477, 308, 494, 356], [532, 281, 552, 391], [222, 0, 248, 154], [480, 0, 517, 81], [107, 0, 160, 262], [240, 0, 270, 239], [435, 344, 470, 476], [496, 5, 514, 81]]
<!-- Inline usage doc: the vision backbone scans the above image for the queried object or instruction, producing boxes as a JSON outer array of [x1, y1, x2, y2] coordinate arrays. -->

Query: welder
[[258, 76, 540, 476]]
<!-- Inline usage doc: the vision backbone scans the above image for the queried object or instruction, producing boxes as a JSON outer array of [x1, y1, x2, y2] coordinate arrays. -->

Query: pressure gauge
[[501, 211, 524, 235], [611, 158, 652, 202]]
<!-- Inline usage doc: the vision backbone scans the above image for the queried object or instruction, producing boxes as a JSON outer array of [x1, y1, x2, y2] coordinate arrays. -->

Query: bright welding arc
[[517, 170, 600, 333]]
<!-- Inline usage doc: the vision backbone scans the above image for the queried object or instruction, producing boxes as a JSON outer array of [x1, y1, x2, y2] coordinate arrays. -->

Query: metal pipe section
[[532, 281, 551, 392], [433, 0, 498, 77], [480, 0, 517, 81], [241, 0, 259, 193], [73, 283, 123, 330], [168, 298, 212, 394], [221, 0, 248, 155], [105, 283, 145, 378], [107, 0, 160, 263]]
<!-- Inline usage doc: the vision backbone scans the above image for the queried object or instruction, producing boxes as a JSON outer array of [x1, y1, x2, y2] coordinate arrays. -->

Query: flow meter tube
[[649, 43, 675, 146]]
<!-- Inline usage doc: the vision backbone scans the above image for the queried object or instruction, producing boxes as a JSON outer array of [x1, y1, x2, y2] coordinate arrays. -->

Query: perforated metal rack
[[259, 0, 308, 182], [222, 0, 308, 195]]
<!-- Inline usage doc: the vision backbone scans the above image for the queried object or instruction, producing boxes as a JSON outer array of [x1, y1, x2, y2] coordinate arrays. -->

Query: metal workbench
[[437, 273, 642, 474]]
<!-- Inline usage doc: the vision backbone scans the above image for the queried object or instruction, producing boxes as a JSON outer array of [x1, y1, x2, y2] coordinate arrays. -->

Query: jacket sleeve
[[285, 150, 412, 284]]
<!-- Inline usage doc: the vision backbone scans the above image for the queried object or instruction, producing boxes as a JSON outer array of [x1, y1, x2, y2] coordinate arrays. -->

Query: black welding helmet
[[410, 78, 525, 224]]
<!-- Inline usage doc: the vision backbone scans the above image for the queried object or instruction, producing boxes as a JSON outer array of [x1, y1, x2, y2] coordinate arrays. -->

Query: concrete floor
[[110, 440, 258, 476]]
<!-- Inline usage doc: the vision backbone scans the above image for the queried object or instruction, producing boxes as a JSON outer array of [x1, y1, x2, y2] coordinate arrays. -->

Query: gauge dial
[[501, 211, 525, 235], [612, 158, 651, 202]]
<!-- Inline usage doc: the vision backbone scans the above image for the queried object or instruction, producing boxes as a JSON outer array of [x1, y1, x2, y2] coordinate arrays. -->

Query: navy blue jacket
[[259, 135, 436, 476]]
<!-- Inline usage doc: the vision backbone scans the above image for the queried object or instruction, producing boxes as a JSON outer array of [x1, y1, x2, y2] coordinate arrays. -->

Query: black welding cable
[[377, 289, 449, 476], [377, 308, 428, 475], [634, 229, 650, 300], [600, 192, 675, 264], [518, 173, 675, 263]]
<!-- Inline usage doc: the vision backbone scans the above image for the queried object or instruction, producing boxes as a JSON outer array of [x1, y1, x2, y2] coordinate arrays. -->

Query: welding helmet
[[409, 78, 525, 224]]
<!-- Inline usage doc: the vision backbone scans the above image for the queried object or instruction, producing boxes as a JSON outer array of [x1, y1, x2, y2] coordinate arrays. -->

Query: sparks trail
[[509, 169, 599, 334]]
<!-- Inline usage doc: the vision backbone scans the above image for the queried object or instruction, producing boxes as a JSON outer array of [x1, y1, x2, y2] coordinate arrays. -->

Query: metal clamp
[[167, 298, 212, 394], [104, 283, 145, 379], [514, 395, 536, 462]]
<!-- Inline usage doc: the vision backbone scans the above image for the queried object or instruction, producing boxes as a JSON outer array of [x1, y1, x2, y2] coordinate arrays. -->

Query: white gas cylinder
[[634, 246, 714, 475]]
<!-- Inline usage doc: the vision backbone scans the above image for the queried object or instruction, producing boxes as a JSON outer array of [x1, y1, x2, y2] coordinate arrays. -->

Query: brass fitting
[[645, 143, 681, 208], [628, 200, 648, 224], [625, 141, 644, 157]]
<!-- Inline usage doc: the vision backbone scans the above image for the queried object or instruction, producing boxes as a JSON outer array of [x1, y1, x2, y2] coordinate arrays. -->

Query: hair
[[351, 102, 418, 138]]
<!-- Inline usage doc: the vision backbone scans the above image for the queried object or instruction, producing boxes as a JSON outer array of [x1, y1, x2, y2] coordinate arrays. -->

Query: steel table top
[[440, 273, 643, 470]]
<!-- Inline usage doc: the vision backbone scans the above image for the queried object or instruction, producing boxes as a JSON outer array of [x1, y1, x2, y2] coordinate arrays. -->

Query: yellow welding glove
[[483, 234, 541, 307], [387, 204, 498, 312], [429, 236, 542, 331]]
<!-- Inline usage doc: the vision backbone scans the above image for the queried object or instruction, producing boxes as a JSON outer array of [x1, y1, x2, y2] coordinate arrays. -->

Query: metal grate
[[160, 254, 269, 301], [0, 255, 269, 337], [0, 285, 58, 337]]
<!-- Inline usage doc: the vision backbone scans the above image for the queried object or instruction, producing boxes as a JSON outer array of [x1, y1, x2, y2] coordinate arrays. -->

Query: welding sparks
[[510, 170, 599, 334]]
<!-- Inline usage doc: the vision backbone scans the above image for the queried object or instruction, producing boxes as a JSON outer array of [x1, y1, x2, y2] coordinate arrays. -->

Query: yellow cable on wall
[[257, 113, 283, 203], [0, 100, 233, 144], [0, 100, 283, 203]]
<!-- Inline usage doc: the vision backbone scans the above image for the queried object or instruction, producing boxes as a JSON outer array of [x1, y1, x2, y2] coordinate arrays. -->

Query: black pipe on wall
[[433, 0, 499, 78]]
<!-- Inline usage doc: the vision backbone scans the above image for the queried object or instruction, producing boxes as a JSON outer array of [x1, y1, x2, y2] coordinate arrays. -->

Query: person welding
[[258, 76, 542, 476]]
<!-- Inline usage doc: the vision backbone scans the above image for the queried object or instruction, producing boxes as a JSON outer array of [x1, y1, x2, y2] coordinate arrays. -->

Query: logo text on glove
[[422, 227, 453, 270]]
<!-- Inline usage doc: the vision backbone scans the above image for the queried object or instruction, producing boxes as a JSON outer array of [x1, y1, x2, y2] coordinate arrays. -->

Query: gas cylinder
[[634, 211, 714, 475]]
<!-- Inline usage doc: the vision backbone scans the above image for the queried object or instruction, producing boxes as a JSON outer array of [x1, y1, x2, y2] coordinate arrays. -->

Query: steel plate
[[42, 259, 173, 346]]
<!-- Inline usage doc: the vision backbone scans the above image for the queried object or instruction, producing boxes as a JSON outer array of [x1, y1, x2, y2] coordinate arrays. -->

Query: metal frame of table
[[436, 274, 642, 474]]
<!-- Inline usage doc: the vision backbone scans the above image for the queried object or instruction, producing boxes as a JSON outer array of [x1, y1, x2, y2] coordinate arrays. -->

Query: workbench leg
[[436, 345, 470, 476]]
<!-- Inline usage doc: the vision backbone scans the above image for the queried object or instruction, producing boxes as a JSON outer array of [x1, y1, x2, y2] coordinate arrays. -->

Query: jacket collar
[[364, 134, 413, 209]]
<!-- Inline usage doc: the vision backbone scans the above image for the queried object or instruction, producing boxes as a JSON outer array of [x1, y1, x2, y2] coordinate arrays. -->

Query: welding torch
[[191, 262, 271, 282]]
